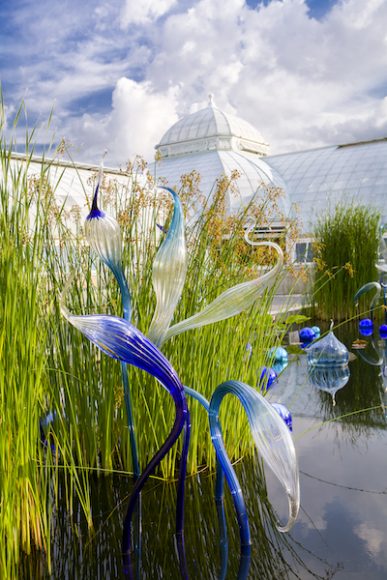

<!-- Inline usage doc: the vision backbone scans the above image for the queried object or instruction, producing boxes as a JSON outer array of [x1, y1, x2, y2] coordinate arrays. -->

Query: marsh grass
[[46, 166, 287, 478], [312, 204, 380, 321], [0, 143, 55, 576], [0, 119, 290, 573]]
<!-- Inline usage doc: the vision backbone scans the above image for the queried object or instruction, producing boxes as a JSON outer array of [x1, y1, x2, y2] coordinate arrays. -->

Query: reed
[[0, 113, 290, 572], [312, 204, 380, 321], [0, 140, 54, 576], [47, 166, 287, 478]]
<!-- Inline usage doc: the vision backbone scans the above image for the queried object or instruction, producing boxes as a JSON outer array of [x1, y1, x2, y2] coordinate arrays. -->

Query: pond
[[23, 322, 387, 579]]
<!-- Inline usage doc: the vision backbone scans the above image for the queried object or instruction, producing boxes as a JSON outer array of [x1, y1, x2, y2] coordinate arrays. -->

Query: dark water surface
[[24, 324, 387, 579]]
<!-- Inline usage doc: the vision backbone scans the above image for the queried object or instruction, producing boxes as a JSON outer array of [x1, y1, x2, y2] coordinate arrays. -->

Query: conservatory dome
[[152, 96, 290, 219], [157, 94, 270, 158]]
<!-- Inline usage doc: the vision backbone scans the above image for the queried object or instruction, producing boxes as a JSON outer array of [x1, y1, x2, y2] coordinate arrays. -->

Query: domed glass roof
[[156, 95, 269, 159], [151, 97, 290, 219]]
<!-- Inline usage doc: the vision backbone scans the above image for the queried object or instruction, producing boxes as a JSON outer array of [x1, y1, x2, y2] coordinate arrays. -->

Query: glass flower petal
[[85, 173, 123, 280], [61, 305, 182, 395], [210, 380, 299, 534], [148, 187, 187, 347], [164, 242, 283, 341], [84, 171, 131, 320]]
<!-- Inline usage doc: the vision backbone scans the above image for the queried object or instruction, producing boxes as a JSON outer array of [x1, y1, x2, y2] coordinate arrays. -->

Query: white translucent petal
[[248, 387, 300, 532], [85, 214, 122, 270], [148, 190, 187, 347], [210, 379, 300, 533], [164, 242, 283, 341]]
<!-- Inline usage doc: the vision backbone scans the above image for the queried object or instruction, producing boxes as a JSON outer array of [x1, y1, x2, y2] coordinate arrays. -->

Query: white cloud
[[141, 0, 387, 154], [4, 0, 387, 163], [355, 522, 385, 557], [120, 0, 178, 26], [70, 78, 179, 165]]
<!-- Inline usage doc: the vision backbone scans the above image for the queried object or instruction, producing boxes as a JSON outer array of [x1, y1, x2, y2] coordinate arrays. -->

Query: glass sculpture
[[61, 176, 300, 572], [306, 322, 349, 367]]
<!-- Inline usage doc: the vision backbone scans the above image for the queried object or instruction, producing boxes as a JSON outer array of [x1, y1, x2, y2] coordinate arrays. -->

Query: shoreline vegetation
[[0, 121, 296, 575]]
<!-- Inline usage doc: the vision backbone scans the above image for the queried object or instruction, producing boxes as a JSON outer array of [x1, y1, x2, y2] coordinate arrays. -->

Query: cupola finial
[[208, 93, 215, 107]]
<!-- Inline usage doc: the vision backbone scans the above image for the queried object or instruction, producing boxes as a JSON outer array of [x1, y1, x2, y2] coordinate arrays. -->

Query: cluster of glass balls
[[359, 319, 387, 339]]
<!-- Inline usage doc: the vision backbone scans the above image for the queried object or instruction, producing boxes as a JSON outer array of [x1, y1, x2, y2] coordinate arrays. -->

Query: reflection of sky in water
[[26, 327, 387, 578], [266, 347, 387, 578], [287, 416, 387, 578]]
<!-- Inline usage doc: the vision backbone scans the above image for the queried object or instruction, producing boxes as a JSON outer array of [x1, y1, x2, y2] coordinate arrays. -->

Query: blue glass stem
[[122, 397, 189, 565], [209, 383, 252, 550], [216, 497, 229, 580], [383, 281, 387, 324], [183, 385, 225, 499], [183, 385, 230, 577], [115, 270, 141, 576], [121, 362, 140, 478]]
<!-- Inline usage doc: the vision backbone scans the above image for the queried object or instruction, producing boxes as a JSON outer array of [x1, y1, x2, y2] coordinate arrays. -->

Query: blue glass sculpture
[[306, 322, 349, 367], [268, 346, 288, 363], [380, 325, 387, 339], [299, 327, 315, 347], [258, 366, 278, 390], [61, 181, 300, 573], [311, 325, 321, 338], [271, 403, 293, 432]]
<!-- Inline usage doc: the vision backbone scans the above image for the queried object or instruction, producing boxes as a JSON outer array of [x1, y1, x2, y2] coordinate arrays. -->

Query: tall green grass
[[0, 142, 54, 576], [0, 118, 290, 573], [312, 204, 380, 321], [46, 167, 287, 477]]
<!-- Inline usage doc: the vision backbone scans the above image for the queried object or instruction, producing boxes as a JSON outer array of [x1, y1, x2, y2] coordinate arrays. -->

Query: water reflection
[[23, 322, 387, 579], [354, 337, 387, 421], [308, 364, 350, 406], [21, 460, 333, 579]]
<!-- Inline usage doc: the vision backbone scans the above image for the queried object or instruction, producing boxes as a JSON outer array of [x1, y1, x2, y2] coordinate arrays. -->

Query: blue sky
[[1, 0, 387, 165]]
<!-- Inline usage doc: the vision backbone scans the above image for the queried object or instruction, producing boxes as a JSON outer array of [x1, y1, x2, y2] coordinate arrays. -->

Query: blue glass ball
[[359, 319, 373, 336], [259, 367, 278, 390], [311, 326, 321, 338], [268, 346, 288, 362], [359, 327, 373, 337], [379, 324, 387, 339], [271, 403, 293, 432], [299, 327, 315, 344]]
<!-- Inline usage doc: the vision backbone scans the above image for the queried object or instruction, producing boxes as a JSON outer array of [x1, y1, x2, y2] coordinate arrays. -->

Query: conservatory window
[[295, 240, 314, 264]]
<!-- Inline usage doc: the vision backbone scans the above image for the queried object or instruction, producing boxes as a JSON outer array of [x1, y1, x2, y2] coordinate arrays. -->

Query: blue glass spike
[[87, 181, 105, 220]]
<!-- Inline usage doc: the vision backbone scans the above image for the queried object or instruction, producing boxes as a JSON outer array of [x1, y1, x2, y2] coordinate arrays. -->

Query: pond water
[[23, 322, 387, 579]]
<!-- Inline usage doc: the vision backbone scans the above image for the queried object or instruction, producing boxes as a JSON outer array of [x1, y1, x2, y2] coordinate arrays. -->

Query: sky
[[1, 0, 387, 166]]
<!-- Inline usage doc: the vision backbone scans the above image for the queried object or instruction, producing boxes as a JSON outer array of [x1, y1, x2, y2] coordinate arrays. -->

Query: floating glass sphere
[[271, 402, 292, 432], [311, 326, 321, 338], [273, 359, 288, 375], [299, 327, 315, 344], [359, 325, 374, 337], [380, 325, 387, 339], [259, 366, 278, 390], [306, 330, 349, 366], [359, 318, 373, 329], [268, 346, 288, 363]]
